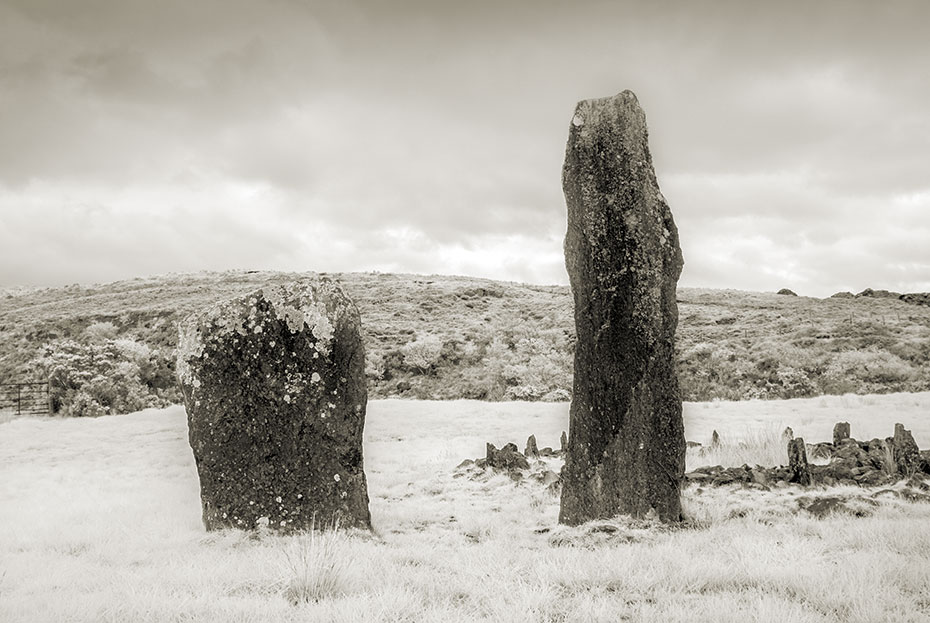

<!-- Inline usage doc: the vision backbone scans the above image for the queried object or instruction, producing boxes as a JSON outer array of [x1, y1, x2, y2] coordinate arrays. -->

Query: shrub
[[401, 334, 443, 373], [39, 338, 171, 417]]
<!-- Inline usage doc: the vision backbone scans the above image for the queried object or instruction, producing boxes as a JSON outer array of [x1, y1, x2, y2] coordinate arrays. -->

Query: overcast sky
[[1, 0, 928, 296]]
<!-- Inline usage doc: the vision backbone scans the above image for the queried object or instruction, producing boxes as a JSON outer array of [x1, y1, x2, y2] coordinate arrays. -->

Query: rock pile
[[900, 292, 930, 307], [684, 422, 930, 489], [456, 432, 566, 492]]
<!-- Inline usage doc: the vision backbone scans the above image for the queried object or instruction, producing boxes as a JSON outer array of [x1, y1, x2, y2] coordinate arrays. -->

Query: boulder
[[177, 279, 371, 531], [777, 288, 798, 296], [558, 90, 685, 524]]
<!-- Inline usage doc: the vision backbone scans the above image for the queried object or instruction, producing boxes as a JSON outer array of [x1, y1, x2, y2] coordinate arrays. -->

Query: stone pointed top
[[566, 90, 649, 154]]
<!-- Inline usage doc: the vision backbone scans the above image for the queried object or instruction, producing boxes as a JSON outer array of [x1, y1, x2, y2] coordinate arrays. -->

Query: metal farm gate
[[0, 382, 50, 416]]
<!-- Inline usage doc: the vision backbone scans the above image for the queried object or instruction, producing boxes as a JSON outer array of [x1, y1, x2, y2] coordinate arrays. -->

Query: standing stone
[[559, 90, 685, 525], [177, 279, 371, 532], [788, 438, 812, 486], [892, 423, 920, 476], [711, 430, 721, 447], [782, 427, 794, 442], [560, 431, 568, 453], [525, 434, 539, 459], [833, 422, 850, 446]]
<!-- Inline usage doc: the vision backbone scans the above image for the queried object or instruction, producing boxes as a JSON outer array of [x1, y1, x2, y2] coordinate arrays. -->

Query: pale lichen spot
[[334, 473, 341, 482]]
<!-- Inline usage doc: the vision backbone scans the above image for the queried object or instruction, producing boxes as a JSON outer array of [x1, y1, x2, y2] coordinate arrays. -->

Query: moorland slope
[[1, 271, 929, 415]]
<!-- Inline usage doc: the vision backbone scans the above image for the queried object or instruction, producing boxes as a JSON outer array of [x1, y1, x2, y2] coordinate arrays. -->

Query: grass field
[[2, 393, 930, 622]]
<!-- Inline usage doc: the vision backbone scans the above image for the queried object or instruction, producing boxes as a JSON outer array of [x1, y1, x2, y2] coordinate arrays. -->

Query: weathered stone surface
[[177, 279, 371, 531], [525, 434, 539, 459], [788, 438, 812, 486], [833, 422, 850, 446], [559, 90, 685, 524], [893, 423, 921, 476], [486, 442, 530, 471]]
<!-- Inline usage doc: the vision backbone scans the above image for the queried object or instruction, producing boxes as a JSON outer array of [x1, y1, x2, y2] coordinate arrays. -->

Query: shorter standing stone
[[711, 430, 721, 447], [893, 423, 921, 476], [525, 435, 539, 459], [559, 431, 568, 453], [782, 427, 794, 442], [788, 438, 812, 486], [833, 422, 851, 446], [177, 279, 371, 532]]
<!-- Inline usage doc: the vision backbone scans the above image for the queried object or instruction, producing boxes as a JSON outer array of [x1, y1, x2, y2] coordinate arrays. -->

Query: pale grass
[[686, 425, 788, 470], [1, 396, 930, 622]]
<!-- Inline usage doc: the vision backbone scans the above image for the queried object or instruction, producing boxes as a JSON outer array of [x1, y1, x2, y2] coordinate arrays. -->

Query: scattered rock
[[559, 90, 685, 525], [830, 291, 854, 298], [177, 279, 371, 532], [777, 288, 798, 296], [799, 496, 875, 519], [686, 441, 702, 449]]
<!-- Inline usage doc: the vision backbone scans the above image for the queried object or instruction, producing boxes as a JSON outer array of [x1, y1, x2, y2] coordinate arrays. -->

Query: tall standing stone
[[559, 91, 685, 524], [177, 278, 371, 531]]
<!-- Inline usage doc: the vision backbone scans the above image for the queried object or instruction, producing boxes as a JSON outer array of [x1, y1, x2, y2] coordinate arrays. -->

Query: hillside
[[1, 271, 929, 416]]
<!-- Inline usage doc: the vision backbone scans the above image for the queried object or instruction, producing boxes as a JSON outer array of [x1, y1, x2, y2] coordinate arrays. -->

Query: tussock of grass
[[687, 425, 788, 470], [278, 524, 353, 605]]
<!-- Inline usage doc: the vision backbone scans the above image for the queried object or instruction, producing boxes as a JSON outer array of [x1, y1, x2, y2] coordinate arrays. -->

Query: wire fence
[[0, 382, 50, 416]]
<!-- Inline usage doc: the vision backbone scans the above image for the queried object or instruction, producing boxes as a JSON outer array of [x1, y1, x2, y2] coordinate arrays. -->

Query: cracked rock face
[[177, 278, 371, 531], [559, 90, 685, 524]]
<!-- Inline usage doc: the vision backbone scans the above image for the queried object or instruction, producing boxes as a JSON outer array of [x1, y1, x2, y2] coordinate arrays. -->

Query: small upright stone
[[893, 423, 920, 476], [711, 430, 721, 447], [525, 434, 539, 459], [560, 431, 568, 453], [788, 438, 812, 486], [558, 91, 685, 525], [833, 422, 851, 446], [782, 426, 794, 442], [177, 279, 371, 532]]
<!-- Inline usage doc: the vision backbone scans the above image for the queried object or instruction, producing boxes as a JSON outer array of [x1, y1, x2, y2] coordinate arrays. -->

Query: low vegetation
[[2, 271, 929, 416], [2, 395, 929, 622]]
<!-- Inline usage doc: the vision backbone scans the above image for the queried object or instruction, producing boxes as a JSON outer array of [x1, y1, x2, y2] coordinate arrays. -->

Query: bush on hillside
[[38, 338, 177, 417]]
